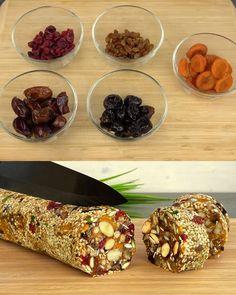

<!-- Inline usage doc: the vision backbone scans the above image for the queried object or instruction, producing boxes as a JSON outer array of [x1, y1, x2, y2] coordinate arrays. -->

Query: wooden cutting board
[[0, 0, 236, 160], [0, 219, 236, 295]]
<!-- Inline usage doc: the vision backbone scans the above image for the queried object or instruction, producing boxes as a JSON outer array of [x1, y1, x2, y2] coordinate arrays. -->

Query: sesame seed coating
[[0, 188, 136, 276], [173, 194, 229, 257]]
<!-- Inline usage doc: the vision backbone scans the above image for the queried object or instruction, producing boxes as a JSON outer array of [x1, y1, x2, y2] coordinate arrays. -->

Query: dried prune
[[13, 117, 32, 138], [100, 93, 155, 138], [52, 115, 67, 130], [124, 95, 142, 106], [56, 92, 70, 114], [111, 122, 125, 133], [24, 86, 52, 101], [11, 97, 30, 118], [103, 94, 123, 110], [139, 105, 155, 119], [32, 107, 55, 124], [34, 124, 52, 138], [127, 103, 140, 120]]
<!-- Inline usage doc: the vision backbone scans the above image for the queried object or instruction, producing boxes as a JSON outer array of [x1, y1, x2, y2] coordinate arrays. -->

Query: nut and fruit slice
[[99, 221, 114, 237]]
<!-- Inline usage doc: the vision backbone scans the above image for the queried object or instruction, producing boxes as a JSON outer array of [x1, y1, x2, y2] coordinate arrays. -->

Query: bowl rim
[[92, 4, 164, 65], [86, 68, 168, 141], [11, 5, 84, 64], [0, 69, 78, 142], [172, 32, 236, 98]]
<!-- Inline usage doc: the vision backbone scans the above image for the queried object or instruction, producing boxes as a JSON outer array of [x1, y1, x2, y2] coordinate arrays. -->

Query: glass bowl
[[172, 33, 236, 98], [0, 70, 78, 142], [92, 5, 164, 67], [87, 69, 167, 140], [12, 6, 84, 69]]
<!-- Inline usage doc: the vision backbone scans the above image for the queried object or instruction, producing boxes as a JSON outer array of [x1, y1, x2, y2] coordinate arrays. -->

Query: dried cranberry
[[57, 38, 67, 49], [98, 238, 106, 249], [56, 92, 70, 114], [192, 215, 204, 224], [103, 94, 123, 110], [11, 97, 30, 118], [180, 233, 188, 242], [115, 210, 127, 221], [44, 25, 56, 34], [47, 201, 62, 211], [128, 223, 135, 233], [34, 125, 52, 138], [80, 255, 90, 265], [13, 117, 32, 138], [29, 223, 36, 234]]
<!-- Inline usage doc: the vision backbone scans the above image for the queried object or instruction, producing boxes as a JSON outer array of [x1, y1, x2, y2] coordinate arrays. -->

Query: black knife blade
[[0, 162, 127, 206]]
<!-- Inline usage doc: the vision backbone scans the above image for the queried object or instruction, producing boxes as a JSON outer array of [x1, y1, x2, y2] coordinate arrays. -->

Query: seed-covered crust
[[142, 207, 209, 273], [173, 194, 229, 257], [0, 188, 136, 276]]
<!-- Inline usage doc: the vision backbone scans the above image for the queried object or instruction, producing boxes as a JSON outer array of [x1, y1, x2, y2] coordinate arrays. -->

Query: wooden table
[[0, 218, 235, 295], [0, 0, 236, 160]]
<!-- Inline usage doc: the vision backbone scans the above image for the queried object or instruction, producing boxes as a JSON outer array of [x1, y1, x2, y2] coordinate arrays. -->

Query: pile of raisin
[[27, 25, 75, 60], [11, 86, 70, 139], [100, 94, 155, 138]]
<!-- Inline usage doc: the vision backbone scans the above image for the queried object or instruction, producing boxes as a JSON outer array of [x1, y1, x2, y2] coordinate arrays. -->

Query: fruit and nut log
[[142, 194, 229, 272], [11, 86, 69, 139], [173, 194, 229, 257], [100, 94, 155, 138], [142, 207, 210, 272], [0, 188, 136, 276]]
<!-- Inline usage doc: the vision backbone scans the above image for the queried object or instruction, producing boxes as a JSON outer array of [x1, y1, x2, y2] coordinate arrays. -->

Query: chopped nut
[[161, 243, 170, 257], [149, 233, 159, 244], [121, 261, 130, 269], [173, 241, 179, 255], [99, 221, 114, 237], [93, 227, 99, 234], [214, 222, 222, 234], [90, 257, 94, 268], [142, 221, 151, 234], [107, 249, 122, 262], [114, 231, 121, 239], [124, 243, 133, 249], [120, 234, 126, 243], [105, 238, 115, 250]]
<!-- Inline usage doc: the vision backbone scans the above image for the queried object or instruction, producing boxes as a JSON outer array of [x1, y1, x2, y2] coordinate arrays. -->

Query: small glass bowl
[[0, 70, 78, 142], [12, 6, 84, 69], [172, 33, 236, 98], [87, 69, 167, 140], [92, 5, 164, 67]]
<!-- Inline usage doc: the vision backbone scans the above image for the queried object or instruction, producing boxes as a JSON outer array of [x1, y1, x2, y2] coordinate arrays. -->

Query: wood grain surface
[[0, 0, 236, 160], [0, 218, 235, 295]]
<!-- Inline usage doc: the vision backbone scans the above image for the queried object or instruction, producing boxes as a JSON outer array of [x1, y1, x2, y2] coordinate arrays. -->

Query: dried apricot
[[211, 58, 230, 79], [215, 74, 233, 93], [196, 71, 216, 91], [190, 54, 207, 73], [186, 43, 208, 59], [178, 58, 189, 77]]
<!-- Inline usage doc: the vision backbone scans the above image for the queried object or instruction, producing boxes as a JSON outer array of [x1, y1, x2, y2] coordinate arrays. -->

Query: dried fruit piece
[[178, 58, 189, 77], [215, 74, 233, 93], [211, 58, 231, 79], [205, 54, 219, 70], [13, 117, 32, 138], [195, 71, 216, 91], [173, 241, 179, 255], [186, 43, 208, 59], [11, 97, 30, 118], [190, 54, 207, 73], [24, 86, 52, 101]]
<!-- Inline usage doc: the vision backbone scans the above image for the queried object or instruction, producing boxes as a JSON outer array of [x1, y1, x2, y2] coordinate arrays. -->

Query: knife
[[0, 162, 127, 206]]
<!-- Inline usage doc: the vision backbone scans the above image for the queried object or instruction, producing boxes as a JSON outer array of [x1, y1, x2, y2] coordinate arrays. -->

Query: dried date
[[13, 117, 32, 138], [24, 86, 52, 101], [11, 97, 30, 118]]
